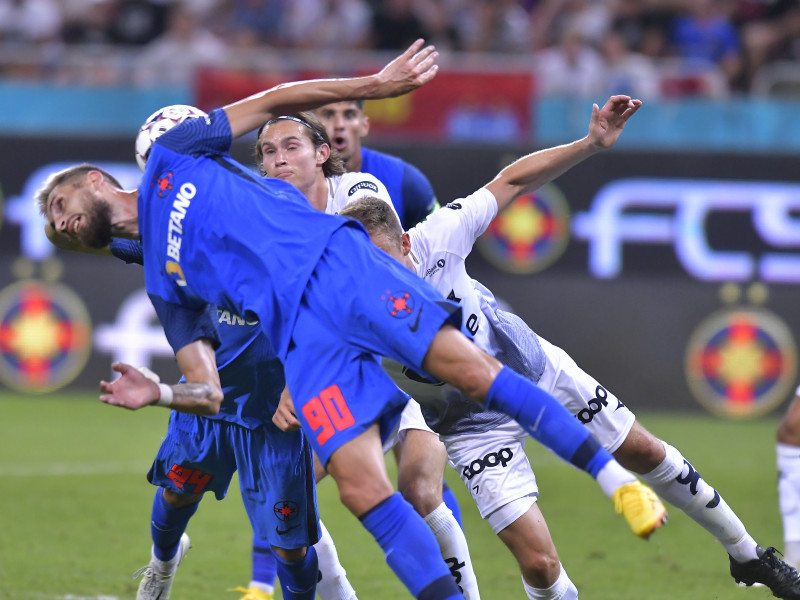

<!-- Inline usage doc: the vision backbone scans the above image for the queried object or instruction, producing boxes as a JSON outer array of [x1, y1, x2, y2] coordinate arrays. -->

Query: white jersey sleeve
[[324, 172, 395, 216]]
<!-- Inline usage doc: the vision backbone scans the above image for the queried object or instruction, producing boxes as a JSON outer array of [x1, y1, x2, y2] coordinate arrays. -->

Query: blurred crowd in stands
[[2, 0, 800, 97]]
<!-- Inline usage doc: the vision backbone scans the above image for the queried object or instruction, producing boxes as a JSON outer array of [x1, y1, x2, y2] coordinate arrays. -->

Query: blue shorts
[[284, 225, 461, 465], [148, 411, 319, 550]]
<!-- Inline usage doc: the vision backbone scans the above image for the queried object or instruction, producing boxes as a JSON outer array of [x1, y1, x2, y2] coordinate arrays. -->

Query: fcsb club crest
[[155, 171, 174, 198], [0, 280, 92, 392], [685, 306, 797, 419], [476, 183, 570, 274], [382, 290, 415, 318], [274, 499, 299, 522]]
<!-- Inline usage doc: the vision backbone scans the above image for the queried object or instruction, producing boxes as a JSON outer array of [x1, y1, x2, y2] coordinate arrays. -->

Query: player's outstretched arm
[[224, 39, 438, 138], [100, 339, 223, 415], [485, 95, 641, 211]]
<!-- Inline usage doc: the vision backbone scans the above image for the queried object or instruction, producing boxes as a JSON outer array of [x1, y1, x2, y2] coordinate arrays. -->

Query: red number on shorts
[[302, 384, 354, 446], [303, 396, 336, 445], [167, 464, 211, 494], [320, 385, 355, 430]]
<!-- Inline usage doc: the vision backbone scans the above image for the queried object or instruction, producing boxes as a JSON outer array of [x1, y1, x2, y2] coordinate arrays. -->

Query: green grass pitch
[[0, 392, 788, 599]]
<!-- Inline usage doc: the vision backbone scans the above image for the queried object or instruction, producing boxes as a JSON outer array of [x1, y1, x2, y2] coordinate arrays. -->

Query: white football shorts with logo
[[382, 398, 435, 452], [537, 335, 636, 453], [443, 419, 537, 533]]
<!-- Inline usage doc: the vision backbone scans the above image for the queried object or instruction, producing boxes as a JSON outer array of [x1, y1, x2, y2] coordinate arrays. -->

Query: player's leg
[[422, 325, 656, 522], [325, 425, 464, 599], [396, 422, 479, 599], [617, 422, 800, 595], [777, 388, 800, 568], [495, 503, 577, 600], [445, 423, 574, 599], [394, 435, 464, 528], [137, 412, 224, 600], [283, 299, 464, 600], [237, 422, 319, 600]]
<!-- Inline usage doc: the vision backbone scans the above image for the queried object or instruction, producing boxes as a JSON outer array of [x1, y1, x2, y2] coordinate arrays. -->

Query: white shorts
[[538, 335, 635, 453], [382, 399, 434, 453], [442, 419, 537, 529]]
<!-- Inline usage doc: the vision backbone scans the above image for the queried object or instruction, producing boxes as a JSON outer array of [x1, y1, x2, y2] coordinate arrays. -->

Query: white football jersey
[[323, 172, 394, 215], [384, 188, 546, 435]]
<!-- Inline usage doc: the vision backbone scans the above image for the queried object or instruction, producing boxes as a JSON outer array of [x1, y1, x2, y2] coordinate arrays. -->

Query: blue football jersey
[[138, 108, 356, 360], [109, 236, 282, 428]]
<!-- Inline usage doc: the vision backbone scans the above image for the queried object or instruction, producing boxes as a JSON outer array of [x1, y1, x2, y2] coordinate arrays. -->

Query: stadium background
[[1, 3, 799, 416]]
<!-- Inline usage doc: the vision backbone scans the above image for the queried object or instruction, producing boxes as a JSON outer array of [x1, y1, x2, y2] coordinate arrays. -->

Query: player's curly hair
[[254, 111, 345, 177]]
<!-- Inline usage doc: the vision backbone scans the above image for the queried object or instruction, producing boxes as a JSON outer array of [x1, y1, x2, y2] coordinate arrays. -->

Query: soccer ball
[[134, 104, 208, 171]]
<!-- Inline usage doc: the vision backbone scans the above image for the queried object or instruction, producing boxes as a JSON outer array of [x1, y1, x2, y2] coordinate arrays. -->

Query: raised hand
[[588, 94, 642, 149], [372, 39, 439, 98]]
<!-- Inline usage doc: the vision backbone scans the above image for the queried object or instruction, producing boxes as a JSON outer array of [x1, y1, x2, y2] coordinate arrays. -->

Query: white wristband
[[796, 385, 800, 398], [156, 383, 174, 407]]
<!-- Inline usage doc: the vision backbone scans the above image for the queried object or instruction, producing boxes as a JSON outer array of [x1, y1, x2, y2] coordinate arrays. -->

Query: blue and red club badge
[[383, 290, 415, 318], [154, 171, 174, 198], [274, 499, 300, 522], [0, 280, 92, 392], [476, 183, 571, 274], [685, 306, 797, 419]]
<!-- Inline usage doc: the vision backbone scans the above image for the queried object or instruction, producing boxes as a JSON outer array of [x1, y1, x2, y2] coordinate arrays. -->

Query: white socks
[[424, 502, 481, 600], [522, 564, 578, 599], [595, 460, 636, 498], [778, 443, 800, 567], [641, 441, 757, 562], [314, 520, 358, 600]]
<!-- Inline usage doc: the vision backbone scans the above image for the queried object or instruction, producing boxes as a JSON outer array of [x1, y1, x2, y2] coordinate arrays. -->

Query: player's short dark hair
[[255, 111, 345, 177], [339, 196, 404, 249], [35, 163, 122, 216]]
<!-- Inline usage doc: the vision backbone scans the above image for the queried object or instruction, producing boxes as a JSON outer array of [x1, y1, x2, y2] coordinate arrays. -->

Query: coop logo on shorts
[[382, 290, 415, 318], [154, 171, 174, 198], [0, 280, 92, 392], [476, 183, 570, 274], [685, 307, 797, 419], [274, 499, 300, 522], [462, 447, 514, 480]]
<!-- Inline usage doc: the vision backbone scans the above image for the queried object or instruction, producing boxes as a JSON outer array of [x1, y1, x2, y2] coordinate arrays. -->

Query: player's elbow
[[204, 384, 224, 415]]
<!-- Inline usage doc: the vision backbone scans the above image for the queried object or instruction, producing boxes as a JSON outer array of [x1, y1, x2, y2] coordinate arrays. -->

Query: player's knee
[[272, 545, 307, 562], [338, 479, 394, 517], [614, 424, 665, 474], [398, 477, 441, 516], [519, 550, 561, 588], [162, 488, 202, 508]]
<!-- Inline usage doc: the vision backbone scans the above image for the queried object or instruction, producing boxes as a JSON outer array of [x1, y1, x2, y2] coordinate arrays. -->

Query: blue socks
[[274, 546, 318, 600], [360, 493, 463, 599], [252, 538, 278, 588], [442, 481, 463, 529], [150, 490, 199, 561], [486, 366, 612, 477]]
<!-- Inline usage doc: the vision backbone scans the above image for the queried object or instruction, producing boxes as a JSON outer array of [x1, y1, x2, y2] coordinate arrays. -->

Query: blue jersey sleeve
[[154, 108, 232, 157], [109, 238, 144, 265], [148, 294, 221, 354], [401, 162, 437, 227]]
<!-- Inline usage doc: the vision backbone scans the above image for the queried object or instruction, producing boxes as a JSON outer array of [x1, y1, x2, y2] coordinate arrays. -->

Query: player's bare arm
[[224, 39, 438, 138], [485, 95, 641, 211], [100, 339, 223, 415]]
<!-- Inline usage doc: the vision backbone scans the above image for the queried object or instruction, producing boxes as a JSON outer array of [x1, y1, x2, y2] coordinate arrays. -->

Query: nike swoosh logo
[[409, 307, 423, 332], [276, 524, 300, 535]]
